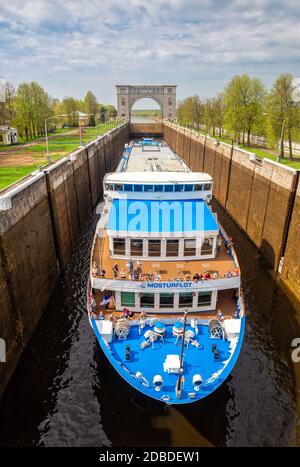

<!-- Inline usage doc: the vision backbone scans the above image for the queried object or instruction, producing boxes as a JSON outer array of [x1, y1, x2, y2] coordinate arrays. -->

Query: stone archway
[[116, 85, 176, 121]]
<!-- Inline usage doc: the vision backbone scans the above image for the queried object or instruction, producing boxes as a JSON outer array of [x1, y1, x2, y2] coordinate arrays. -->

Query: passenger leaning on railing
[[112, 263, 119, 278], [92, 261, 99, 277], [120, 268, 126, 279]]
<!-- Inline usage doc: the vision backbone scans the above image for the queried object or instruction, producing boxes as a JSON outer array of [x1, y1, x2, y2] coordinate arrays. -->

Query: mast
[[176, 308, 188, 399]]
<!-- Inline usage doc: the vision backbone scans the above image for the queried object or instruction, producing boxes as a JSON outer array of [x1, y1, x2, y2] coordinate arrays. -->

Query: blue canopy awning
[[108, 199, 218, 234]]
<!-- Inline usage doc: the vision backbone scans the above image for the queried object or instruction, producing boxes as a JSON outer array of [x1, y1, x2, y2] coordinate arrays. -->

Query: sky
[[0, 0, 300, 108]]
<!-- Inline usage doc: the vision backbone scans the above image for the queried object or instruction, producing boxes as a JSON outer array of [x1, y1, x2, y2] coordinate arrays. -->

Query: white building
[[0, 126, 18, 145]]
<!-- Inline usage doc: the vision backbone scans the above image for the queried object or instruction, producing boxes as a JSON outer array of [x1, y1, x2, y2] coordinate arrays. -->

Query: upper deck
[[125, 143, 189, 172]]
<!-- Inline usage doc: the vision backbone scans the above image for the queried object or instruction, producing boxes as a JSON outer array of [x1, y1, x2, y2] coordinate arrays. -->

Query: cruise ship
[[87, 138, 245, 404]]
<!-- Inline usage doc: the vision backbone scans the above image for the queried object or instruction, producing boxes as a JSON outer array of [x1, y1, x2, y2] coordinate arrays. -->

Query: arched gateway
[[116, 85, 177, 120]]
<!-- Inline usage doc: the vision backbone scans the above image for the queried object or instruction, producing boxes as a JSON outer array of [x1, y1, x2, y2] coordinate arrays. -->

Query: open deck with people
[[92, 230, 239, 283]]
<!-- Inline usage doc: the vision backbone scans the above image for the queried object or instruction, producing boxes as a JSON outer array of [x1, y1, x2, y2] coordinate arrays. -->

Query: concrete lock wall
[[163, 121, 300, 303], [0, 122, 129, 398]]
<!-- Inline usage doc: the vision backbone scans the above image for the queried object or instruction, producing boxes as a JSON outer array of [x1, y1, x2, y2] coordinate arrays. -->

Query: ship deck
[[125, 144, 189, 172], [92, 233, 238, 282], [90, 312, 245, 404]]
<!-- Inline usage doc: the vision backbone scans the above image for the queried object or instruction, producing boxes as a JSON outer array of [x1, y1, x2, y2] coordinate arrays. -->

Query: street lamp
[[95, 112, 108, 138], [263, 112, 285, 163], [45, 115, 67, 164]]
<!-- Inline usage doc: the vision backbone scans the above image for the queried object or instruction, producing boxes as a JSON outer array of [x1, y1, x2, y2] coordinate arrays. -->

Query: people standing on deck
[[90, 295, 97, 313], [102, 293, 111, 310], [91, 262, 99, 276], [122, 308, 130, 318], [137, 259, 143, 274], [153, 271, 161, 282], [120, 268, 126, 279], [127, 258, 134, 276], [216, 309, 224, 322], [225, 237, 234, 255], [112, 263, 119, 278]]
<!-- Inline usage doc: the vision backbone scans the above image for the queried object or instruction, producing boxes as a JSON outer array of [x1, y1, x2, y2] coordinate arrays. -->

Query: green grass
[[239, 144, 300, 169], [0, 165, 40, 190], [0, 122, 120, 191]]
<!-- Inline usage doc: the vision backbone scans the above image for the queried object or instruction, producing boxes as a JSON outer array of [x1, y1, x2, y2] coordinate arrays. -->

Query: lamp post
[[278, 119, 286, 164], [45, 115, 67, 164], [263, 112, 285, 163], [95, 112, 108, 138]]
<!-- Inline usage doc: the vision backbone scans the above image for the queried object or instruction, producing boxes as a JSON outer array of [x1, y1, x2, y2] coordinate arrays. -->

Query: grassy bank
[[188, 127, 300, 170], [0, 122, 119, 191]]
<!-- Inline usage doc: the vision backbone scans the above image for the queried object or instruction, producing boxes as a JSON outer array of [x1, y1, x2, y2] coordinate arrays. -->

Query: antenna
[[175, 308, 188, 399]]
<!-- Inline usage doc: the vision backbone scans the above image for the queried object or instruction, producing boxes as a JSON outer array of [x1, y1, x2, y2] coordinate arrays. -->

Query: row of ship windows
[[105, 183, 212, 193], [113, 238, 214, 257], [120, 291, 212, 308]]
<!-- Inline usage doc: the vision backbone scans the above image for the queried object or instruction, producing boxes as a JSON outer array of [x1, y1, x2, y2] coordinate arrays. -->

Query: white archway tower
[[116, 85, 177, 120]]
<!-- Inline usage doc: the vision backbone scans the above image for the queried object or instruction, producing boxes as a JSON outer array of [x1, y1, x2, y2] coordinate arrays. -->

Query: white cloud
[[0, 0, 299, 101]]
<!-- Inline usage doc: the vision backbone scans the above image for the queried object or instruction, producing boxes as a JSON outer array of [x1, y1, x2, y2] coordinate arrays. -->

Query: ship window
[[184, 184, 193, 191], [133, 184, 143, 192], [160, 293, 174, 308], [194, 184, 203, 191], [203, 183, 212, 191], [140, 293, 155, 308], [121, 292, 135, 307], [154, 185, 163, 192], [164, 185, 174, 192], [124, 184, 133, 191], [113, 238, 125, 255], [174, 184, 184, 192], [131, 239, 143, 256], [166, 239, 179, 256], [198, 291, 212, 306], [179, 292, 193, 308], [144, 185, 154, 192], [201, 237, 214, 255], [184, 239, 196, 256], [148, 239, 161, 257], [115, 184, 123, 191]]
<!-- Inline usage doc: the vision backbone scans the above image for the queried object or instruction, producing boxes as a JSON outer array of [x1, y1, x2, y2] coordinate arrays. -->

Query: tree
[[13, 82, 52, 139], [203, 98, 216, 135], [224, 74, 266, 145], [84, 91, 98, 125], [62, 97, 78, 127], [0, 82, 15, 125], [267, 74, 300, 160], [176, 95, 203, 127], [214, 93, 225, 137], [105, 104, 117, 119]]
